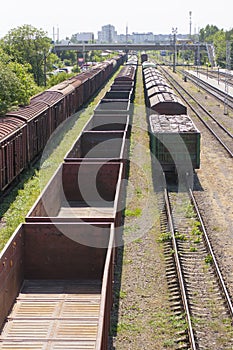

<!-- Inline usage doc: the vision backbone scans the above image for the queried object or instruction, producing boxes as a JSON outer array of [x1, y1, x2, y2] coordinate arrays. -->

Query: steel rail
[[164, 188, 197, 350], [183, 71, 233, 113], [192, 68, 233, 89], [164, 68, 233, 139], [189, 188, 233, 319], [159, 67, 233, 157]]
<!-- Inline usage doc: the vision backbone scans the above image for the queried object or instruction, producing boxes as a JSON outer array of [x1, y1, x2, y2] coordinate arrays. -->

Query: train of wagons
[[0, 59, 137, 350], [0, 54, 126, 195], [142, 59, 201, 175], [0, 53, 201, 349]]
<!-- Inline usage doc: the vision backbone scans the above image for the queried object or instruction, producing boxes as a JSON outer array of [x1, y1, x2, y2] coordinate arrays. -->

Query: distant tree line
[[198, 24, 233, 67]]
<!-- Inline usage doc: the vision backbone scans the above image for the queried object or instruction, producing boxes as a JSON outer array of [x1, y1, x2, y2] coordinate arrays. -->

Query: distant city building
[[115, 33, 188, 44], [75, 32, 94, 43], [70, 25, 189, 44], [60, 39, 70, 45], [116, 34, 131, 43], [131, 32, 155, 43], [98, 25, 117, 43]]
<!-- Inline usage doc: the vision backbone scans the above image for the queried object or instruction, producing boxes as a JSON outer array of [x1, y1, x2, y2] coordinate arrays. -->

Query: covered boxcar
[[0, 117, 27, 192], [5, 101, 51, 163], [149, 92, 187, 115], [141, 53, 148, 63]]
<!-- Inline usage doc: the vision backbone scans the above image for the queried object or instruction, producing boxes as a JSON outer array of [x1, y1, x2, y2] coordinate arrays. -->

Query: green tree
[[1, 24, 53, 86], [8, 61, 40, 102], [57, 50, 77, 66], [0, 61, 40, 115], [212, 30, 227, 67], [46, 71, 74, 88], [199, 25, 220, 42], [0, 47, 40, 114], [225, 29, 233, 69], [0, 63, 21, 114]]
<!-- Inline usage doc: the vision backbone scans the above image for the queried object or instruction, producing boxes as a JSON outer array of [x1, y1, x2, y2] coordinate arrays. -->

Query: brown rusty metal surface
[[147, 85, 173, 98], [0, 223, 115, 349], [145, 77, 166, 87], [47, 81, 75, 96], [84, 114, 130, 134], [26, 162, 124, 225], [65, 131, 127, 159], [114, 65, 136, 82], [0, 226, 24, 329], [103, 91, 132, 100], [6, 101, 49, 122], [94, 100, 130, 114], [69, 76, 83, 88], [149, 92, 187, 115], [110, 83, 134, 91], [0, 280, 101, 349], [145, 80, 163, 90], [61, 162, 123, 202], [31, 91, 64, 106], [57, 203, 115, 220], [23, 222, 110, 279], [0, 117, 25, 141]]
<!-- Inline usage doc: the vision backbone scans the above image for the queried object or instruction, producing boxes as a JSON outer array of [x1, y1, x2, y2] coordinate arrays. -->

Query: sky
[[1, 0, 233, 40]]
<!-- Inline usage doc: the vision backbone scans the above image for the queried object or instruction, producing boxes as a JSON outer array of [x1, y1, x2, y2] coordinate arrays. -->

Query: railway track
[[183, 70, 233, 110], [190, 67, 233, 90], [159, 66, 233, 158], [158, 180, 233, 349]]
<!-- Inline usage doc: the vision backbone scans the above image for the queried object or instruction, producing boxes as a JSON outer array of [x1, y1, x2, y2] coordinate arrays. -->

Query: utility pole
[[125, 23, 129, 60], [224, 41, 231, 115], [189, 11, 192, 39], [172, 27, 178, 73], [43, 52, 47, 87]]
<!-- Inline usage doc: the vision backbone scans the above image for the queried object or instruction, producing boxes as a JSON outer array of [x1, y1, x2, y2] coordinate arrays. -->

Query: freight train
[[0, 57, 201, 349], [142, 64, 201, 174], [0, 61, 137, 350], [0, 54, 126, 195]]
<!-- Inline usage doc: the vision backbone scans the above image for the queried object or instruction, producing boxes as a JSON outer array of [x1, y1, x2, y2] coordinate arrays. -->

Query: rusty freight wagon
[[26, 161, 125, 227], [148, 92, 187, 115], [83, 114, 130, 134], [94, 99, 131, 115], [64, 130, 128, 161], [0, 116, 27, 192], [102, 90, 132, 102], [0, 221, 115, 350]]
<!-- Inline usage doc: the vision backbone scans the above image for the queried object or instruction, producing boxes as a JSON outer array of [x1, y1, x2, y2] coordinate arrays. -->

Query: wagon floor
[[58, 201, 115, 219], [0, 279, 102, 350]]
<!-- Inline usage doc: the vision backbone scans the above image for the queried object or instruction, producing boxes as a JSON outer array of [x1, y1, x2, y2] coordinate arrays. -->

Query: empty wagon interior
[[65, 131, 126, 159], [0, 222, 114, 349], [26, 162, 123, 220], [84, 114, 130, 133]]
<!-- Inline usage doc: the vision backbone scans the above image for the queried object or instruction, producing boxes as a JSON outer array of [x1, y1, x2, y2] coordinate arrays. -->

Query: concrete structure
[[76, 32, 94, 43], [132, 32, 155, 43], [98, 25, 117, 43]]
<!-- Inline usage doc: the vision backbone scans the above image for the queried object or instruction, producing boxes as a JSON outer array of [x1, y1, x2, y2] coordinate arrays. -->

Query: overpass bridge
[[54, 42, 216, 66], [54, 43, 207, 53]]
